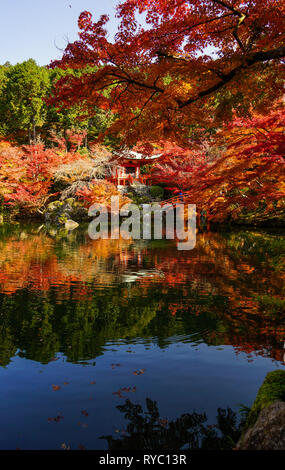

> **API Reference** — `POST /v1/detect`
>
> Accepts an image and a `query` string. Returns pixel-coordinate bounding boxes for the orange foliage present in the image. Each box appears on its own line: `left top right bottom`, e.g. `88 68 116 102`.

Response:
0 228 283 362
0 132 87 214
166 109 285 222
77 180 131 210
50 1 285 144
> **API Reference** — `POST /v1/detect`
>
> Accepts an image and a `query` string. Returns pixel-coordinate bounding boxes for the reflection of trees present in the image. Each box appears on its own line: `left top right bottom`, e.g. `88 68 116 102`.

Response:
101 398 246 450
0 225 133 294
0 289 160 366
0 225 284 366
137 231 285 362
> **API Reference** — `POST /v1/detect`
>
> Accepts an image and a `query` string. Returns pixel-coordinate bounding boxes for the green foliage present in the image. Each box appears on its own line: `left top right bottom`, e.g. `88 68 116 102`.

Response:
126 191 151 205
0 224 283 368
244 370 285 431
0 66 8 95
45 67 88 136
0 60 118 146
255 294 285 317
149 185 164 200
45 198 88 226
102 398 246 450
0 59 50 141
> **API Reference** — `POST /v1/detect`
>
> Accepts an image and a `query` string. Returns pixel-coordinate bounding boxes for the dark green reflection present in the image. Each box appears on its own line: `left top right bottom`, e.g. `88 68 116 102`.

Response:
0 224 284 366
101 398 247 450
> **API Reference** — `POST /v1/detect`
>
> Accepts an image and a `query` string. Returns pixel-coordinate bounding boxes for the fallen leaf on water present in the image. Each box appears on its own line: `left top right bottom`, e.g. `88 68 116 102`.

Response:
48 415 64 423
52 385 61 391
112 386 136 398
121 387 136 393
133 369 146 376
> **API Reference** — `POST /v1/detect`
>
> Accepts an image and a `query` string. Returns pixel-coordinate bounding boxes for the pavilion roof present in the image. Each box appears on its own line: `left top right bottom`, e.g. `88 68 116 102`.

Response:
112 148 163 165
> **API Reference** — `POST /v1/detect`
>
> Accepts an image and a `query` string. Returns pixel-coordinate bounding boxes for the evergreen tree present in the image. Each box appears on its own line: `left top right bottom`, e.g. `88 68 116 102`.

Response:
0 59 50 142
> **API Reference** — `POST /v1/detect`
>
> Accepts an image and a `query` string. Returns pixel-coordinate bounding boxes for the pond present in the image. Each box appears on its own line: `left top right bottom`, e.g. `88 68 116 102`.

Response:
0 223 284 450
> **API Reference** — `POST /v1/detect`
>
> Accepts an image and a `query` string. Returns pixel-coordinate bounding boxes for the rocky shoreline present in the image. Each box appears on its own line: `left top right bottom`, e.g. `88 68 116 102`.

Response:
236 370 285 450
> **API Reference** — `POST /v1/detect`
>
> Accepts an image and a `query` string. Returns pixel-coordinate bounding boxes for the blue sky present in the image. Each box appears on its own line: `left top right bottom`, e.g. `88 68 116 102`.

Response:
0 0 119 66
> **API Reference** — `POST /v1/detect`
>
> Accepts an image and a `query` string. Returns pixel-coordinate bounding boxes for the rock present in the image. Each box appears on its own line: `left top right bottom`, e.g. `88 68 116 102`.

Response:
48 228 58 237
65 219 79 231
236 401 285 450
131 182 150 197
117 185 129 194
46 200 62 212
20 231 28 240
236 369 285 450
124 183 152 204
44 198 88 226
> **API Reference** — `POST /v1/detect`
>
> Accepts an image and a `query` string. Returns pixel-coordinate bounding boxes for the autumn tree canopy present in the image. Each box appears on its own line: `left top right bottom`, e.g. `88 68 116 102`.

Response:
51 0 285 144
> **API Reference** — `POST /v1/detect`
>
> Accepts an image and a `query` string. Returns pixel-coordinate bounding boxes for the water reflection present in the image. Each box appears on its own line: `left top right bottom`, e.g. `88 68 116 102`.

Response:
0 223 284 366
101 398 246 450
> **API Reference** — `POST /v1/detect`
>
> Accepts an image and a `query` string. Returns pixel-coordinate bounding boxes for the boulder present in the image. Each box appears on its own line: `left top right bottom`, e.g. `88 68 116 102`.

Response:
45 198 88 226
236 369 285 450
236 401 285 450
65 219 79 231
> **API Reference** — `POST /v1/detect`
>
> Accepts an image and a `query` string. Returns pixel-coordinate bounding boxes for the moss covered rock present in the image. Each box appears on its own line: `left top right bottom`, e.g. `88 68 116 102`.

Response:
237 370 285 450
245 370 285 430
65 219 79 231
236 401 285 450
44 198 89 226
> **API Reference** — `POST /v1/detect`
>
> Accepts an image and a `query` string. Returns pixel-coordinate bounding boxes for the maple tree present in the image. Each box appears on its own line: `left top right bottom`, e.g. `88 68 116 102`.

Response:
0 132 88 215
164 107 285 223
50 0 285 144
53 143 113 187
147 105 285 224
221 107 285 163
76 179 131 210
0 60 117 145
150 140 218 191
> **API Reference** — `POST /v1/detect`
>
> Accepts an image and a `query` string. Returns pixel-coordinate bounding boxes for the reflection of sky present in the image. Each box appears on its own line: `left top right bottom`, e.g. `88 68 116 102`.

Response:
0 340 283 450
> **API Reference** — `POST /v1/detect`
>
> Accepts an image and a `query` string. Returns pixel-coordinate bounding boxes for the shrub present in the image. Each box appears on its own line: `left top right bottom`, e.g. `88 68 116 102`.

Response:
150 185 164 200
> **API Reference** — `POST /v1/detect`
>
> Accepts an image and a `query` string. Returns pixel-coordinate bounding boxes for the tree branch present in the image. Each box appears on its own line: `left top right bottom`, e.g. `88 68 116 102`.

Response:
211 0 245 18
178 46 285 109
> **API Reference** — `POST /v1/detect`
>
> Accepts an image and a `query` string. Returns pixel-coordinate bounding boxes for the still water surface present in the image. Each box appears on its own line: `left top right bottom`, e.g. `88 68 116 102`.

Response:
0 223 284 449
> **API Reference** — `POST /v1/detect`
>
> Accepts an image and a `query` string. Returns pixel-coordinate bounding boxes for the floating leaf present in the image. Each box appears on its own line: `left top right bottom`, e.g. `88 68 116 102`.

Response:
133 369 146 376
52 385 61 391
